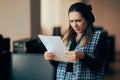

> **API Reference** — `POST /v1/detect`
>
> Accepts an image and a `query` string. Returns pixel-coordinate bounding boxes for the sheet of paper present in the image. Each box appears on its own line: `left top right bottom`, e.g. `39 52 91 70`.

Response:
38 34 75 63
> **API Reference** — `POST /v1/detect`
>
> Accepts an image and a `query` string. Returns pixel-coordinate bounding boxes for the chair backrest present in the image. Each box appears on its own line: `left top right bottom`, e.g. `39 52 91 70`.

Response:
10 53 55 80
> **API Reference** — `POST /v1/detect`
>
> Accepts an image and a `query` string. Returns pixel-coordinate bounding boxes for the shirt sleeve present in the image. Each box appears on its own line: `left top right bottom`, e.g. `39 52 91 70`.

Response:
80 32 108 70
49 60 59 68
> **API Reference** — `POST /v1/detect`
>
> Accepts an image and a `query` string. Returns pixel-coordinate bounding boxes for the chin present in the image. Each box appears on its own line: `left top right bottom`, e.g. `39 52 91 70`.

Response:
76 31 82 34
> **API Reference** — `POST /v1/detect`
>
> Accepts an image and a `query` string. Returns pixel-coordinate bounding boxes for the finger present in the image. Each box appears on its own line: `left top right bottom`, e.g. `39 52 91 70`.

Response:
65 54 73 60
45 55 54 60
68 57 75 61
46 54 55 58
65 51 69 55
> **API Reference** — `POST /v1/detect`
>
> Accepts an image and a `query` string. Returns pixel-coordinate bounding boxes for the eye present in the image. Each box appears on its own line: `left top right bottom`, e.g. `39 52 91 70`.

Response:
70 20 73 23
76 19 81 22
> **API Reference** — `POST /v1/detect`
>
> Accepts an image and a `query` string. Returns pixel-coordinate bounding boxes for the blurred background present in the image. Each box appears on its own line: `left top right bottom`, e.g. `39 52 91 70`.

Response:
0 0 120 80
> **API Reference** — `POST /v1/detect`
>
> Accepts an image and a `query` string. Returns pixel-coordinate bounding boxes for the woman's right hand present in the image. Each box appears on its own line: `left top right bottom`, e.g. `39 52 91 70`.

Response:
44 51 55 61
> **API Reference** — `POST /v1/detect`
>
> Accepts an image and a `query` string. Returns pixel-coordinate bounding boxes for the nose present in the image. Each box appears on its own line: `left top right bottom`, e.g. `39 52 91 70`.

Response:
73 22 78 28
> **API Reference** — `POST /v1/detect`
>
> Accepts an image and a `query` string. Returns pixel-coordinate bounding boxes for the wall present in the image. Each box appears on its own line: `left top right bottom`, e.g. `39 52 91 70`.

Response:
30 0 40 38
41 0 120 52
88 0 120 52
0 0 40 52
41 0 81 35
0 0 31 51
41 0 61 35
0 0 120 52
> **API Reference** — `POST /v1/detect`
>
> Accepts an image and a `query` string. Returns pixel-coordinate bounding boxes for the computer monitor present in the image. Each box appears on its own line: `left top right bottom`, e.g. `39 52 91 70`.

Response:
10 53 55 80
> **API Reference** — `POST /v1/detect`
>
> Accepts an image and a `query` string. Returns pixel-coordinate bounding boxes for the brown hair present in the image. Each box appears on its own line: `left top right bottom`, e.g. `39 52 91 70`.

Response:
62 2 95 46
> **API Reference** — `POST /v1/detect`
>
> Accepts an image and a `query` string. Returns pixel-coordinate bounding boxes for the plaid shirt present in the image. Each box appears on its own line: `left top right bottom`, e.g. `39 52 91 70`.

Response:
56 30 105 80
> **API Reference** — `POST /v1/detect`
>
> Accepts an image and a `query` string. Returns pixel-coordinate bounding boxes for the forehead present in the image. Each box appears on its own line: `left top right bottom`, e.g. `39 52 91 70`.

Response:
69 11 83 20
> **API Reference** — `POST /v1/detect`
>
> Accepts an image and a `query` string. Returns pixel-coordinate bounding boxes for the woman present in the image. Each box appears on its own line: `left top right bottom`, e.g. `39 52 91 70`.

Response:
44 2 107 80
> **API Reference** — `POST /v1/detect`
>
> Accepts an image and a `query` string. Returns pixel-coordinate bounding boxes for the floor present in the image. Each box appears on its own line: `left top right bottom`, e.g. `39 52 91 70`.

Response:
104 52 120 80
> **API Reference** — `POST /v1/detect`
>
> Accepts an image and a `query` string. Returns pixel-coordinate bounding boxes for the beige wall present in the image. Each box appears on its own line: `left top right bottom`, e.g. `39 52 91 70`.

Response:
87 0 120 52
41 0 82 35
41 0 61 35
0 0 31 51
0 0 120 52
41 0 120 52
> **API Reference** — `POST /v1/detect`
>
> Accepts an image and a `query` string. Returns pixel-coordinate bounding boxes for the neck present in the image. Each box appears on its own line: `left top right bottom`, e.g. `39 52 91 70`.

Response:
76 33 83 41
76 33 83 38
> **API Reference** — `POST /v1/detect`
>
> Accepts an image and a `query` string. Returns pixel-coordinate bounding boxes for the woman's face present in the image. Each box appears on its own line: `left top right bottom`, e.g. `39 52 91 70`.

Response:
69 11 87 34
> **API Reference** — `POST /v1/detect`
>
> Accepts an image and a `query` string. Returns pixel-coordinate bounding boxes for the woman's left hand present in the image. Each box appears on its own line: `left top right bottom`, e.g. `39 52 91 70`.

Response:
65 50 84 61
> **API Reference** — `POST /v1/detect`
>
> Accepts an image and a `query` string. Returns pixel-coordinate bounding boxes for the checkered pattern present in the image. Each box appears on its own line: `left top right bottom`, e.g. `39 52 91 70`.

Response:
56 30 105 80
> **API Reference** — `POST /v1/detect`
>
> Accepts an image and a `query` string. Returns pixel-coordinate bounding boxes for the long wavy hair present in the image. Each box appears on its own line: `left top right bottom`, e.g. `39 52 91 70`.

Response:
63 2 95 46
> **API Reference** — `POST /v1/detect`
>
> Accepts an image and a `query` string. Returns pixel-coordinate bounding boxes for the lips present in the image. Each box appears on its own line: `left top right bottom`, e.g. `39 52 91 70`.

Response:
76 27 81 31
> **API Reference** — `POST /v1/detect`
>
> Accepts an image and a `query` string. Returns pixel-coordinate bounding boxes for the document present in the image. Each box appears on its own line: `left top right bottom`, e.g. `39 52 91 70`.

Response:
38 34 74 63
